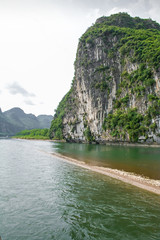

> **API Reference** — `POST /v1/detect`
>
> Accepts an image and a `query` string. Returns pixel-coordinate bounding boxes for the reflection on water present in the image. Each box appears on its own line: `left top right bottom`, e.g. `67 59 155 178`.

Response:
0 139 160 240
52 142 160 180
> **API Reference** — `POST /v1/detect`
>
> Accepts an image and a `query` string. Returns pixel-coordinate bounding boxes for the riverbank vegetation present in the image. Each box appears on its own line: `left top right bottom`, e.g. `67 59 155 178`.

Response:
13 129 49 139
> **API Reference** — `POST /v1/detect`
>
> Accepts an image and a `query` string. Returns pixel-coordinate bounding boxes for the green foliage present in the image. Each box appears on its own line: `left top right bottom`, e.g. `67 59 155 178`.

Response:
14 129 49 139
114 100 121 109
80 13 160 72
147 102 160 118
103 108 148 142
121 71 129 77
50 13 160 143
80 13 160 46
49 89 73 140
94 65 109 73
148 94 159 101
104 103 160 142
84 126 95 143
86 37 95 47
116 89 122 97
119 80 128 88
120 95 129 106
128 66 155 87
95 80 108 91
118 64 156 100
114 95 129 108
96 13 160 30
108 49 115 58
150 123 157 132
119 30 160 70
132 85 145 97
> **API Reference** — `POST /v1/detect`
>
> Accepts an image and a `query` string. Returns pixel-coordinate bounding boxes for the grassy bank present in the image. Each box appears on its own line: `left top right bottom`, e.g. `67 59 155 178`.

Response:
13 129 50 140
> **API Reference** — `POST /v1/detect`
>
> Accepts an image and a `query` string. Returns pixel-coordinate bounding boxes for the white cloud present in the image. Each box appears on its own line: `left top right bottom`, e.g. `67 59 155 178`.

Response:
108 7 133 16
0 0 159 115
86 8 102 21
6 82 35 97
148 0 160 23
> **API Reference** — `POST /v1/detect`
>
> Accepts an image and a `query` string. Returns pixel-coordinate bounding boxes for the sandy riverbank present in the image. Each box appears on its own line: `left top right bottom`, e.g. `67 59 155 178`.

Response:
52 152 160 196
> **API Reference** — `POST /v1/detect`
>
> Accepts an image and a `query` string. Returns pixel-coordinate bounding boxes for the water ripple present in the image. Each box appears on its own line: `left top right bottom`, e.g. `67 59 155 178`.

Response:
0 139 160 240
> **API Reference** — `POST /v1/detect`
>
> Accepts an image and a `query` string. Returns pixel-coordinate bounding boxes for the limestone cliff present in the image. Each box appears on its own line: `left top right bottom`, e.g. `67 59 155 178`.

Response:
50 13 160 143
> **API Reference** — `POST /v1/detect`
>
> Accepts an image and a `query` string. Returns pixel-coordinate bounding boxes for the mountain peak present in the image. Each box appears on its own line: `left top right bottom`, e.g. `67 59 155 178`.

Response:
95 12 160 30
4 107 25 115
50 14 160 143
1 107 53 136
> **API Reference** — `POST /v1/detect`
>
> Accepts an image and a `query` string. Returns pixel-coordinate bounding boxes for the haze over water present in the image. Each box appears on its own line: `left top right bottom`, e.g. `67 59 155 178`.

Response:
0 139 160 240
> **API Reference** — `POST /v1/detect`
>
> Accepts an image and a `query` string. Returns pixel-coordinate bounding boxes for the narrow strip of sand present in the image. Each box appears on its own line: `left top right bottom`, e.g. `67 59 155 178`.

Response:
52 152 160 196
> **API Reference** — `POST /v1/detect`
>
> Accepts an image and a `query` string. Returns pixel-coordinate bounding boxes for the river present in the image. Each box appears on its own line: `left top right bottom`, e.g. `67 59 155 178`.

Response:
0 139 160 240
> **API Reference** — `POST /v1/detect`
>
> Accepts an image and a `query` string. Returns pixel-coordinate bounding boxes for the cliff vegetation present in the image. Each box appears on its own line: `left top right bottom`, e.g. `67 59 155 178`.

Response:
50 13 160 143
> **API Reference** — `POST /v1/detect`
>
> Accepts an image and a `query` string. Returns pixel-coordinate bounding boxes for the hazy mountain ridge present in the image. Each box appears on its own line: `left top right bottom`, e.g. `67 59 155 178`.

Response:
0 107 53 136
50 13 160 143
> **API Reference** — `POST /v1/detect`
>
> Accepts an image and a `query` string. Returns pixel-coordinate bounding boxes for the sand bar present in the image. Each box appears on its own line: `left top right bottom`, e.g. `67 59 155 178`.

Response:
52 152 160 196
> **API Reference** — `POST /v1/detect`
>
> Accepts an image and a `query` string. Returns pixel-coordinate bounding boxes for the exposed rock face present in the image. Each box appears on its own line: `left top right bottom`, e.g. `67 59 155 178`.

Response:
50 13 160 143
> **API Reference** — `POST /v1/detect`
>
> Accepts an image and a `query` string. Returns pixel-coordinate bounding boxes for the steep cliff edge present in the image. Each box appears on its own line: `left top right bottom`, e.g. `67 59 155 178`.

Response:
50 13 160 143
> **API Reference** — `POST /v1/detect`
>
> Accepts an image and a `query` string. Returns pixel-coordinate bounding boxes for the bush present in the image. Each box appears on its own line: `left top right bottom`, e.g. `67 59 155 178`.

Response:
14 129 49 139
95 81 108 91
49 89 73 140
84 126 94 143
148 94 159 101
103 108 148 142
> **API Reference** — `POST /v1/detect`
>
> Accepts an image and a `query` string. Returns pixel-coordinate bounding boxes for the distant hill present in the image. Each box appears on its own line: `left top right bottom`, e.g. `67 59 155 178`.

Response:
0 108 15 136
37 115 53 129
0 107 53 136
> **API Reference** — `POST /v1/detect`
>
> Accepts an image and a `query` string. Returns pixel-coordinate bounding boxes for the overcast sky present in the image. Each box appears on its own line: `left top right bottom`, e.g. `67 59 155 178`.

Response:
0 0 160 116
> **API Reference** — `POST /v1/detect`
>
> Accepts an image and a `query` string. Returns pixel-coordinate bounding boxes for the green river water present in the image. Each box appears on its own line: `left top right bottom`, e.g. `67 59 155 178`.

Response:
0 139 160 240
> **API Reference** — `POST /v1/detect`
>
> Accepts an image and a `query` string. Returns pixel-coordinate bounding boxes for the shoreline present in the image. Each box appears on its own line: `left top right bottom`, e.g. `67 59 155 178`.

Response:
6 138 160 195
52 152 160 196
12 137 160 147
